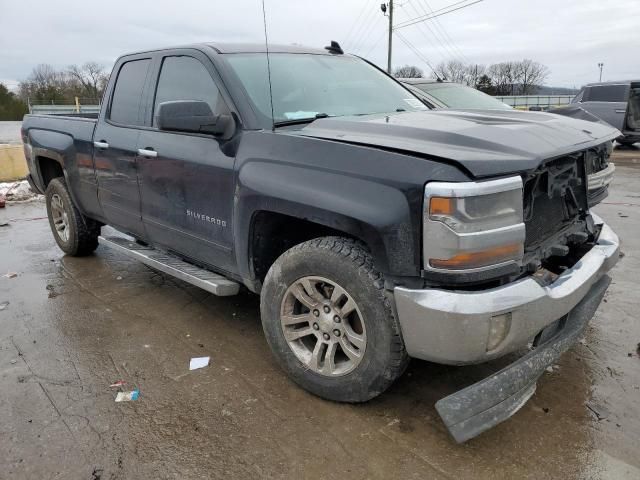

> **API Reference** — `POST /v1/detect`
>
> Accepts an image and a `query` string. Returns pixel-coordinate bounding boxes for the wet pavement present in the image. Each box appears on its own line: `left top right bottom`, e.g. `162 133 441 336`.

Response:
1 168 639 480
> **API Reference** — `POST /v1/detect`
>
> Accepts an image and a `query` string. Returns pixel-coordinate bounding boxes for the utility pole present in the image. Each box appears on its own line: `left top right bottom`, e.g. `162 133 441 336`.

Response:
598 62 604 82
387 0 393 74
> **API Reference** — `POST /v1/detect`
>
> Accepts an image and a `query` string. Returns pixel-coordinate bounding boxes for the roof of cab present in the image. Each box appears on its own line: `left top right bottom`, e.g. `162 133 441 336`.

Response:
206 43 332 55
398 78 452 85
116 42 346 61
584 80 640 87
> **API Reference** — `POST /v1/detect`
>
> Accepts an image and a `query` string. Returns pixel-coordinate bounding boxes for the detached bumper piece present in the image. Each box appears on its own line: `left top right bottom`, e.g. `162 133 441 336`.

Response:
435 275 610 443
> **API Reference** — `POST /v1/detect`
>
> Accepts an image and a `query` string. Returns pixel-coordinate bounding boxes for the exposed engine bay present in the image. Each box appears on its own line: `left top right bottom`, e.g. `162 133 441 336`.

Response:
522 145 607 280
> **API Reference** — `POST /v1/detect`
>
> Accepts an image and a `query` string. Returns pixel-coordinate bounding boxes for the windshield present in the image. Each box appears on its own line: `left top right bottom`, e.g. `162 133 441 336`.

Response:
224 53 426 125
413 83 511 110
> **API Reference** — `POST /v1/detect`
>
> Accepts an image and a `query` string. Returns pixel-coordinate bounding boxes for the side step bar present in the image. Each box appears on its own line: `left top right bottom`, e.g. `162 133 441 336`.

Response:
98 236 240 296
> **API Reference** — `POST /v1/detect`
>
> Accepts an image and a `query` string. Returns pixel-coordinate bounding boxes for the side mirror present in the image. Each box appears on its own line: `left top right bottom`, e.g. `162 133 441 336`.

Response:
156 100 234 137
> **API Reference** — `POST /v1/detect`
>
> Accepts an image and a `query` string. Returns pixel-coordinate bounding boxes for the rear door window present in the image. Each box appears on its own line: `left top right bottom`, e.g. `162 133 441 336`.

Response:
109 59 152 126
584 85 627 102
153 56 227 127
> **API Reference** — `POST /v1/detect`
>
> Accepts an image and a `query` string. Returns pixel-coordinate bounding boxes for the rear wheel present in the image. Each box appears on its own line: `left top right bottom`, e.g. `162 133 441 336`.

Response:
45 177 100 256
617 138 637 146
260 237 408 402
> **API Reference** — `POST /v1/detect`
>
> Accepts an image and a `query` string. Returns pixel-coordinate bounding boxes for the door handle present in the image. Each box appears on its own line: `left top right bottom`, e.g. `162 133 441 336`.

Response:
137 148 158 158
615 109 626 114
94 140 109 149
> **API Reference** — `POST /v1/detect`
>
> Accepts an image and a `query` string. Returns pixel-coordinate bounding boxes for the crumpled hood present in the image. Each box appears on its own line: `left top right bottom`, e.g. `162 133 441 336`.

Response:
295 109 619 177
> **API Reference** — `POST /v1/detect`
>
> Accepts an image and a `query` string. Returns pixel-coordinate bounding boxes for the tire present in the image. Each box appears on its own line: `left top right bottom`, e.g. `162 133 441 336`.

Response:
45 177 100 256
618 139 637 146
260 236 409 402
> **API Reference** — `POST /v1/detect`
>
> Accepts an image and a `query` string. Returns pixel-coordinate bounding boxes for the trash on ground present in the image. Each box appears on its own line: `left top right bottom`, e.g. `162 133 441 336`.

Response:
110 380 127 388
115 390 139 402
10 359 17 365
0 301 9 310
189 356 210 370
0 220 9 226
585 401 610 421
4 272 17 279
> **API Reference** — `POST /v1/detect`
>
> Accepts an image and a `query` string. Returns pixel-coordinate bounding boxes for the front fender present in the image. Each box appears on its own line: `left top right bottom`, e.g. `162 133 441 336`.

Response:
234 160 419 284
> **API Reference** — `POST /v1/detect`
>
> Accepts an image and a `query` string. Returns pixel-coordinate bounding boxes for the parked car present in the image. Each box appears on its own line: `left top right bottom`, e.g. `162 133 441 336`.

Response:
400 78 615 205
399 78 512 110
22 42 620 443
553 80 640 146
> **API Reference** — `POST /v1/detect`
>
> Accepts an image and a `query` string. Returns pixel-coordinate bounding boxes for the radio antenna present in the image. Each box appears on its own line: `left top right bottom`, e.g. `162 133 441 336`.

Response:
261 0 275 131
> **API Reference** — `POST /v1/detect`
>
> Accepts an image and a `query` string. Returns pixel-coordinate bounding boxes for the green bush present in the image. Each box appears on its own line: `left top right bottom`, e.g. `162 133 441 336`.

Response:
0 84 29 121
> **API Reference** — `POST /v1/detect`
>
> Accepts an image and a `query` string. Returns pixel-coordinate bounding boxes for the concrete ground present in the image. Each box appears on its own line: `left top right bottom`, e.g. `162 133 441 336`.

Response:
0 168 639 480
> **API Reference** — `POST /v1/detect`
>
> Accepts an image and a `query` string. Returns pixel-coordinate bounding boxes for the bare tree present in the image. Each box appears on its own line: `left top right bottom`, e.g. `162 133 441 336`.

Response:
467 64 486 88
487 61 519 95
516 59 549 95
434 60 468 84
67 62 109 103
421 58 549 95
18 64 67 104
18 62 110 105
393 65 424 78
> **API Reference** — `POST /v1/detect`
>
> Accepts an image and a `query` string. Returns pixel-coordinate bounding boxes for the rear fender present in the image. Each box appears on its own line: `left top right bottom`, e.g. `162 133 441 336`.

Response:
27 129 80 206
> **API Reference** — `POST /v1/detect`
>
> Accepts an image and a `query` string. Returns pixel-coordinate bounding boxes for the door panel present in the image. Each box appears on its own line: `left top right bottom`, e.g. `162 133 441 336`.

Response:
581 84 629 131
582 101 627 130
94 57 152 237
136 53 236 273
137 131 236 271
94 123 143 235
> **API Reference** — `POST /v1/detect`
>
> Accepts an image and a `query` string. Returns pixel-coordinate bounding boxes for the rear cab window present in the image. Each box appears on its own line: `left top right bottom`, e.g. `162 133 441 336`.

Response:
108 59 152 126
584 85 628 102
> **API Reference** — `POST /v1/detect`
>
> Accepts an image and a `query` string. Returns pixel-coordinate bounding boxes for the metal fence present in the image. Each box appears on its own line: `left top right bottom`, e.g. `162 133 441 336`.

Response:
494 95 575 109
29 96 577 115
29 104 101 115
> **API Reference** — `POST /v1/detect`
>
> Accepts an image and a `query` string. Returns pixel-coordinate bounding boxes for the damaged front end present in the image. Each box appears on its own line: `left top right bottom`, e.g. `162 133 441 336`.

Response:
523 151 596 277
394 142 620 442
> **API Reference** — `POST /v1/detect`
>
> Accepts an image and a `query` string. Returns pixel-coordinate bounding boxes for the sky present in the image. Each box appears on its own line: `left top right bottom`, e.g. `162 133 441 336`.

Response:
1 0 638 92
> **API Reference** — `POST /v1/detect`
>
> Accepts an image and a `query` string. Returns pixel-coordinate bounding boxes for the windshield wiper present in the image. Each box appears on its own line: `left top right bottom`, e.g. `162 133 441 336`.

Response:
273 113 330 128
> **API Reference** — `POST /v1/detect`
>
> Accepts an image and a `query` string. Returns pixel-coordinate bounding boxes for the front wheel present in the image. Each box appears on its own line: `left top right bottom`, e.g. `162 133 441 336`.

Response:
260 237 408 402
45 177 100 256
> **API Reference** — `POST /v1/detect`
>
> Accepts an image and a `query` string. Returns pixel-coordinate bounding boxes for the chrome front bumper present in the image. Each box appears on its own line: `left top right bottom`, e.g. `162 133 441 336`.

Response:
394 217 620 364
588 162 615 193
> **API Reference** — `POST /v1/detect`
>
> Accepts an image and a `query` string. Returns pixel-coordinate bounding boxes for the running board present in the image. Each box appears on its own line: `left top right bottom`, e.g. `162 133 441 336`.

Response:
98 235 240 296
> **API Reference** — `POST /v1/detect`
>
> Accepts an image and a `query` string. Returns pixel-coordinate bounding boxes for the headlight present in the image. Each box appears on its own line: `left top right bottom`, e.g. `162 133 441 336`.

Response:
423 176 525 273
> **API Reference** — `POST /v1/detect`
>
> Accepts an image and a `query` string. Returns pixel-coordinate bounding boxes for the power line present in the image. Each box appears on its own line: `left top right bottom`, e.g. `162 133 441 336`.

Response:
417 0 472 63
348 5 380 53
395 30 439 78
353 13 384 55
343 0 371 46
395 0 483 30
402 0 461 64
362 29 388 58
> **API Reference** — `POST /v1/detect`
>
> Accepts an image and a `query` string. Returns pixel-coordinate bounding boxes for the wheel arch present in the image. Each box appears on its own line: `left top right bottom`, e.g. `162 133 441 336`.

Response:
234 174 419 292
246 209 381 290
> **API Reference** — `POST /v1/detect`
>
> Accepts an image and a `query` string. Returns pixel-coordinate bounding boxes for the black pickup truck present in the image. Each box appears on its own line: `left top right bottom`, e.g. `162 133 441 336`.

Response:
22 42 620 443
